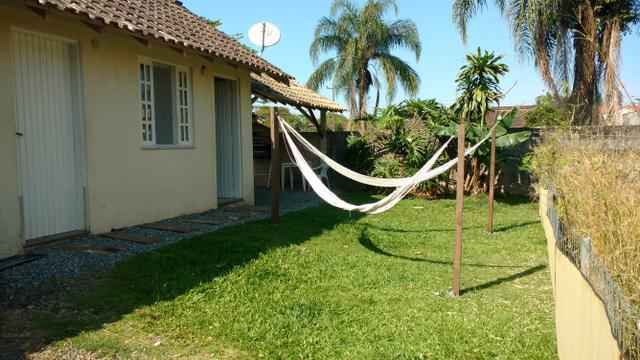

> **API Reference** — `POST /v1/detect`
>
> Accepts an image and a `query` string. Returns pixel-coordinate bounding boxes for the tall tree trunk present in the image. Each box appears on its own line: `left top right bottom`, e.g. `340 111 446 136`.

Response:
357 77 368 134
358 92 367 133
571 0 598 124
602 20 622 125
374 87 380 116
347 85 357 131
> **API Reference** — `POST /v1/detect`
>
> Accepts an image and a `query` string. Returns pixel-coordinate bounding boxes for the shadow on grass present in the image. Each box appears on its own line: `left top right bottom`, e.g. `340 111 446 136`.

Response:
411 193 534 206
494 194 535 206
357 229 528 268
361 221 538 235
14 202 367 357
362 223 484 234
461 264 547 295
492 220 540 233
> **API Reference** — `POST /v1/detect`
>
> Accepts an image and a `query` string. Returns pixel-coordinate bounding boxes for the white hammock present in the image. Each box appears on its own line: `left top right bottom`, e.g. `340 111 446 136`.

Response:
280 118 494 187
279 120 493 214
281 120 414 187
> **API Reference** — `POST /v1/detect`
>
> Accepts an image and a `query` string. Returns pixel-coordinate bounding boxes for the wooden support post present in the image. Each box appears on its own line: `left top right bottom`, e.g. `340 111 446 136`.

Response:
296 106 322 134
319 109 328 154
452 123 465 297
270 107 280 225
487 128 497 233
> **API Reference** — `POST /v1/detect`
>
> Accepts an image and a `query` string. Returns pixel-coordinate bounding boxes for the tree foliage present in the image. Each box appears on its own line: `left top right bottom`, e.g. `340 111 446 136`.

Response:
444 49 529 195
452 48 509 127
307 0 422 121
347 98 530 196
524 93 572 127
452 0 640 124
346 100 447 193
254 107 309 131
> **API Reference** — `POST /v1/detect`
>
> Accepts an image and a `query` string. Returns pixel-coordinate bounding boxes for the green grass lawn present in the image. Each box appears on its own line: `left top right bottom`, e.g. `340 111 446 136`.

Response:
28 194 556 359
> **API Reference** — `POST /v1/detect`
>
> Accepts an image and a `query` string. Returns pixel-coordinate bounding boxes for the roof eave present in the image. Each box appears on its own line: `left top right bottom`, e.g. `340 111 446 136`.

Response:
27 0 293 82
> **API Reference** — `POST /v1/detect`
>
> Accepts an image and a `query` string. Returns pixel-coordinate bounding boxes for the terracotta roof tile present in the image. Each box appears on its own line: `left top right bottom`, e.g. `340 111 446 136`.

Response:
251 72 347 112
29 0 291 81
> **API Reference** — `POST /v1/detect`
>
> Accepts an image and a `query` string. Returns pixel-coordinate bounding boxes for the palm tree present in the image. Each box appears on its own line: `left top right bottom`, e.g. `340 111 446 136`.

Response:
307 0 422 128
452 48 509 127
452 48 509 195
452 0 640 124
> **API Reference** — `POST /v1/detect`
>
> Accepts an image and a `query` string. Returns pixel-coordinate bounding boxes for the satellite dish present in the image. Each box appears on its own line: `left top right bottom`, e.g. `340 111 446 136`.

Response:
248 22 281 56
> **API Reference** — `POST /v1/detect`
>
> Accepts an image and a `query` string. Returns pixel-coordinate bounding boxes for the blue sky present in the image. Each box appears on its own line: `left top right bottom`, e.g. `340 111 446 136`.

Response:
184 0 639 108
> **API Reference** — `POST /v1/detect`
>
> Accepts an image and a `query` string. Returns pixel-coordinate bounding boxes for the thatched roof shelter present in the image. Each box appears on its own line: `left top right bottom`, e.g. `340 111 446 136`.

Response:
251 73 347 134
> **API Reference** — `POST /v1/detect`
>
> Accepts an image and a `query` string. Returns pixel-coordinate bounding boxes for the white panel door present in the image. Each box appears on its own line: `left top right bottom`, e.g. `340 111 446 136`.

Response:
12 30 85 240
214 79 241 199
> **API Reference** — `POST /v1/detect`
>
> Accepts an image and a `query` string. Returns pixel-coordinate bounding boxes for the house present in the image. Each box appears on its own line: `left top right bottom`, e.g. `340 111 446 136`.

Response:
601 104 640 125
0 0 314 259
622 105 640 125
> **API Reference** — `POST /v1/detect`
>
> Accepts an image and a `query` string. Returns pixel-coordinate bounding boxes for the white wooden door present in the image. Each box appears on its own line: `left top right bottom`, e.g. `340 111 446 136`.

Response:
12 30 85 240
214 78 241 199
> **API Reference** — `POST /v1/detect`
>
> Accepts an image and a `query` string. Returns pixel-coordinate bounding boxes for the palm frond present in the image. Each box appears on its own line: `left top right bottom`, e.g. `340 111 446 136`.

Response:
307 58 337 91
387 19 422 60
309 34 347 64
452 0 488 43
377 54 420 101
309 0 422 117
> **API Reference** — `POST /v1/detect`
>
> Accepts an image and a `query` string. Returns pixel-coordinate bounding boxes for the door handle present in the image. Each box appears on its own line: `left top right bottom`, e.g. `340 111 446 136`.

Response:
16 132 23 136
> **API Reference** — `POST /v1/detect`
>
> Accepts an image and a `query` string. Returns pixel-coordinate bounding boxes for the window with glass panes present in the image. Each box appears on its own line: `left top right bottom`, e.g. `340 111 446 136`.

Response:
139 60 192 146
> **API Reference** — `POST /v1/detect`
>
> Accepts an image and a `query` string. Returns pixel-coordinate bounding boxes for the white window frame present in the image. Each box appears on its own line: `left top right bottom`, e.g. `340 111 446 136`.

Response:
138 58 193 148
139 61 154 145
176 67 191 144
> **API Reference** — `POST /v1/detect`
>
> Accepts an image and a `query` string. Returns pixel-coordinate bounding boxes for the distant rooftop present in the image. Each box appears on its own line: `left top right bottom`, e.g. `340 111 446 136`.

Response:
486 105 535 128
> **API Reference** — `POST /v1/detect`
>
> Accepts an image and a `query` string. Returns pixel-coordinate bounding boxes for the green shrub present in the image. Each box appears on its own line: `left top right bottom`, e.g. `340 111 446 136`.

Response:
349 100 449 194
524 94 572 127
345 133 375 174
371 153 404 179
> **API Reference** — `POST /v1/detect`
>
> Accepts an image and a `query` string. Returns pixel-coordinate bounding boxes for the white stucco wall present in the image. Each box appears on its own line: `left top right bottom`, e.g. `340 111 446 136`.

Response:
0 2 255 259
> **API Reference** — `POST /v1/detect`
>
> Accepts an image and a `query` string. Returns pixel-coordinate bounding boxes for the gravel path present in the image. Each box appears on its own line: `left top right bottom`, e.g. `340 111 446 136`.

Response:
0 188 321 292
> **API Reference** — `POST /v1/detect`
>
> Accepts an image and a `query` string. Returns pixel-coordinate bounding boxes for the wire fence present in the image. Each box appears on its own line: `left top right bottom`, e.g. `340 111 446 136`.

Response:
547 189 640 359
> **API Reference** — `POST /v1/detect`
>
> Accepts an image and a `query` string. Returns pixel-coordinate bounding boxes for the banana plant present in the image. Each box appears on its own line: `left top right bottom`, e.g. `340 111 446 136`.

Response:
426 108 531 194
430 109 529 149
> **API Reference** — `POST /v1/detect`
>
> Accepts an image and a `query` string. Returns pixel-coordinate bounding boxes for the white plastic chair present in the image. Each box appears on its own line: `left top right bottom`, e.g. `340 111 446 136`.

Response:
302 163 330 191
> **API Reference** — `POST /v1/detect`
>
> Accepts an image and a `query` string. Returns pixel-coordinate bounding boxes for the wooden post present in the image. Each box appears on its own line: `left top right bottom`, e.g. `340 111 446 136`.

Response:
270 107 280 225
487 128 497 233
452 123 465 297
319 109 328 154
